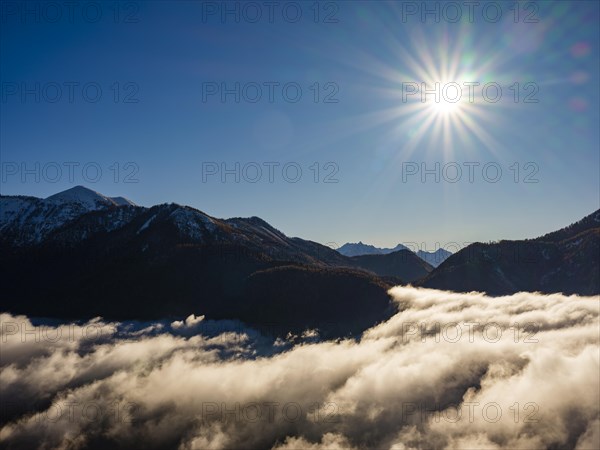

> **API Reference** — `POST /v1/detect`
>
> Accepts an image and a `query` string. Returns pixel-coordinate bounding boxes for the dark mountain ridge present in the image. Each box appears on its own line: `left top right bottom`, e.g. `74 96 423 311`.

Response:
0 187 400 337
419 210 600 296
351 249 433 282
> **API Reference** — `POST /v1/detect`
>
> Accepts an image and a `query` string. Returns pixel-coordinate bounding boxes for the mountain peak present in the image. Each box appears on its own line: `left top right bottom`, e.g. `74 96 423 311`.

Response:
45 186 137 209
47 185 99 196
46 185 115 207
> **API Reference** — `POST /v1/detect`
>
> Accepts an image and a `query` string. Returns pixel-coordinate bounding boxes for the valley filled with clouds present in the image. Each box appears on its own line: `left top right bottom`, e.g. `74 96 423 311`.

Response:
1 287 598 450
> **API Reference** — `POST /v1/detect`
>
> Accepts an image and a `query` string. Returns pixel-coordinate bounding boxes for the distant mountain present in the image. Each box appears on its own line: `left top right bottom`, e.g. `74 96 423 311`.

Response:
338 242 408 257
419 210 600 296
338 242 385 257
0 187 393 337
351 250 433 282
338 241 451 267
417 248 453 268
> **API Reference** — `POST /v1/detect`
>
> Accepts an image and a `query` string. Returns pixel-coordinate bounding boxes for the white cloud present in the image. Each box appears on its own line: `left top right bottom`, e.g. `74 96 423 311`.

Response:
1 287 598 450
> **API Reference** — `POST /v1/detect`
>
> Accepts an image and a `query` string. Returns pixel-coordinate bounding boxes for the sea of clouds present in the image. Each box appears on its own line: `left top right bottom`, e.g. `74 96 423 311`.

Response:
1 286 598 450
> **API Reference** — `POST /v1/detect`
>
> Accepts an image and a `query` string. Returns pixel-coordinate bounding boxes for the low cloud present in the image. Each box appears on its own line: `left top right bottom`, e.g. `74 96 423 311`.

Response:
1 287 598 450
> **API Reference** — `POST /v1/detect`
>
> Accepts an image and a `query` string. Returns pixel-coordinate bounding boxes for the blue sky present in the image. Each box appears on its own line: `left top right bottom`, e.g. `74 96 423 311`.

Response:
1 1 598 249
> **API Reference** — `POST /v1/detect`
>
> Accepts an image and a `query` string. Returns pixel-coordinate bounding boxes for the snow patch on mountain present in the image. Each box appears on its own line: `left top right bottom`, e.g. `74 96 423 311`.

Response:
0 196 38 225
168 207 217 240
137 214 158 234
0 186 138 246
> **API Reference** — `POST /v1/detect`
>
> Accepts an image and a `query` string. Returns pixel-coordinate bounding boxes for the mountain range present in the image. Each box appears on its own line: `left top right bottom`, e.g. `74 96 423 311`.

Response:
337 242 408 257
1 186 598 337
0 187 397 337
337 242 452 267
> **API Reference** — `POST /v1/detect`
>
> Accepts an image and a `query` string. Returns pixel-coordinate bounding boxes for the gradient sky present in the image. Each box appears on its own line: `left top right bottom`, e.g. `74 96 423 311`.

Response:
1 1 598 249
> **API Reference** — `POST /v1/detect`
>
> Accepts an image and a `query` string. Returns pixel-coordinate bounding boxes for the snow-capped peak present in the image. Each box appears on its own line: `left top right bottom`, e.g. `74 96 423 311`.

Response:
45 185 117 209
1 186 139 246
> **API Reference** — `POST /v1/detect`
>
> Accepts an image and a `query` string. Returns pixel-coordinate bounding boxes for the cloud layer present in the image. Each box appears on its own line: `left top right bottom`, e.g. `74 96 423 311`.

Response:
1 287 598 450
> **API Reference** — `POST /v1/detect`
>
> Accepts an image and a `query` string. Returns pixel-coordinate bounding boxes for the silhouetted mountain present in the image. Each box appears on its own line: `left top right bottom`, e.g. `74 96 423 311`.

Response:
351 250 433 282
0 187 393 337
337 241 408 257
417 248 452 268
338 241 452 267
239 265 395 339
419 210 600 296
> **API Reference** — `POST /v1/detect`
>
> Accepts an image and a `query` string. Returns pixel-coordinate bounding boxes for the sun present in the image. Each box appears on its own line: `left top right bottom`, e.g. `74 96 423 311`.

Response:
430 98 461 116
326 22 511 160
425 81 465 116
